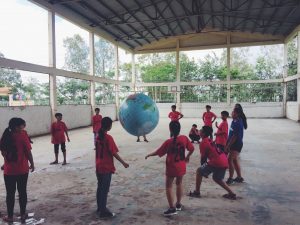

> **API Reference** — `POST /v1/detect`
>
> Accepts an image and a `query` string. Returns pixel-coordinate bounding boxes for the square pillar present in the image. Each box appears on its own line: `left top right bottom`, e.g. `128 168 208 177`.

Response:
176 40 181 109
89 32 95 120
115 45 120 120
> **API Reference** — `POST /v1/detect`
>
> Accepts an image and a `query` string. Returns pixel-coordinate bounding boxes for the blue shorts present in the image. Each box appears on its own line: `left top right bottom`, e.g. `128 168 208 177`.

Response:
197 164 226 181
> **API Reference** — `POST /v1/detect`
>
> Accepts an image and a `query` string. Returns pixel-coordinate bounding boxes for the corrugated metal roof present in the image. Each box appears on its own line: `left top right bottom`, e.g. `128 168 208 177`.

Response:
32 0 300 51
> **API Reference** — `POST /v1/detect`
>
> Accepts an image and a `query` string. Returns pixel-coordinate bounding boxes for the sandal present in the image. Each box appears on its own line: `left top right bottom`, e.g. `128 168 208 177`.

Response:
188 190 201 198
222 193 237 200
21 214 28 223
62 161 67 165
50 161 58 165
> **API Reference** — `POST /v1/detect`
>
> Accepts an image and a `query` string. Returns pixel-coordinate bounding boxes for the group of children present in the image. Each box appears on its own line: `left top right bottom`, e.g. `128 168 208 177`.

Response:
0 103 247 221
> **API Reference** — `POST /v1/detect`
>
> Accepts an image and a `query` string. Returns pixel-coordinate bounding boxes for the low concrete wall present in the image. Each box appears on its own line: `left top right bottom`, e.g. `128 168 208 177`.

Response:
0 104 117 137
0 106 51 136
286 101 299 121
157 102 284 118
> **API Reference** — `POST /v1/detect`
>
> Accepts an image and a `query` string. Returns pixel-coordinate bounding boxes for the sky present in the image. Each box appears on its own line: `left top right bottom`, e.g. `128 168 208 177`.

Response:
0 0 284 84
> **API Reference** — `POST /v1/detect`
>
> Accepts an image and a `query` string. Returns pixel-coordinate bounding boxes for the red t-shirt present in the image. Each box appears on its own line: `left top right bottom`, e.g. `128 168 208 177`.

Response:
156 135 194 177
215 120 228 146
51 121 68 144
168 111 182 121
200 137 228 168
2 131 32 175
203 111 217 127
92 114 102 133
95 133 119 174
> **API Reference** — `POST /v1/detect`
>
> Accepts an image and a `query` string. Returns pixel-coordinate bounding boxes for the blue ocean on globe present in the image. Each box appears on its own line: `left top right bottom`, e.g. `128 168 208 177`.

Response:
119 93 159 136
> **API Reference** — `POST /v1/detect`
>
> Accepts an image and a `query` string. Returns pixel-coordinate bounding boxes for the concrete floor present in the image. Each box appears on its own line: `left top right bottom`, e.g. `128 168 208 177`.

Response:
0 118 299 225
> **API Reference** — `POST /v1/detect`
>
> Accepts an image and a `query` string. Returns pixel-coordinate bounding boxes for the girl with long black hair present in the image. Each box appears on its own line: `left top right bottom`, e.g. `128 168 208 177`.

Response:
0 117 35 223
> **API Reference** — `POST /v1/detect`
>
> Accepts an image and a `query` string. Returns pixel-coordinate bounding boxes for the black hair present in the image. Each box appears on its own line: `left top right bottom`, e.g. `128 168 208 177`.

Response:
98 117 113 141
221 111 229 117
234 105 247 129
95 108 100 112
206 105 211 109
169 121 185 161
171 105 176 109
192 124 197 127
55 113 62 117
0 117 26 162
201 126 213 138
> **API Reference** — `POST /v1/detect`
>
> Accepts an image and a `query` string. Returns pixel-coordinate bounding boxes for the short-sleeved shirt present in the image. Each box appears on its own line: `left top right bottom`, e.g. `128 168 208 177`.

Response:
215 120 228 146
95 133 119 174
228 119 244 149
1 131 32 175
156 135 194 177
92 114 102 133
51 121 68 144
168 111 182 121
203 111 217 127
200 137 228 168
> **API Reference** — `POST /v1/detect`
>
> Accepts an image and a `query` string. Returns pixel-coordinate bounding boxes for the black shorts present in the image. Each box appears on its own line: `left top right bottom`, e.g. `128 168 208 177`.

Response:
197 164 226 181
230 143 243 153
54 143 66 154
216 144 225 153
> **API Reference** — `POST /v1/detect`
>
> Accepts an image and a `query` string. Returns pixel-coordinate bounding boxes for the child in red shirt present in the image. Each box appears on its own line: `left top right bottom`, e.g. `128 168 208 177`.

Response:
189 124 200 143
214 111 229 153
202 105 217 139
168 105 183 122
145 121 194 216
168 105 183 137
0 118 35 223
96 117 129 218
92 108 102 149
50 113 70 165
189 126 236 200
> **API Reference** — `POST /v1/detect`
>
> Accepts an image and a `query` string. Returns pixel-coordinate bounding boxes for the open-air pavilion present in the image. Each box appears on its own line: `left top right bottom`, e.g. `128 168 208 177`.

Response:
0 0 300 224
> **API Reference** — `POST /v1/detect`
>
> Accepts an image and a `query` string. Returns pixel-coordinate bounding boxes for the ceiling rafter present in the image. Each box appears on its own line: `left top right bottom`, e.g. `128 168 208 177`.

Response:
250 1 268 33
133 0 168 37
241 0 254 31
115 0 159 41
262 0 285 34
166 0 185 34
95 0 146 46
174 0 195 31
149 0 175 36
61 3 135 48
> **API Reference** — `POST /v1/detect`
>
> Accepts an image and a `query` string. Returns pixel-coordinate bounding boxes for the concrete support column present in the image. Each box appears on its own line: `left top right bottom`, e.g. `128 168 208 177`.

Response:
48 10 57 122
131 53 136 93
226 34 231 106
115 45 120 120
89 32 95 120
283 42 288 117
176 40 181 109
297 31 300 121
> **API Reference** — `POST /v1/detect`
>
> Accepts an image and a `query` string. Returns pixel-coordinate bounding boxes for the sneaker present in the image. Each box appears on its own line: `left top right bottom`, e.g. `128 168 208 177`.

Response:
163 208 177 216
226 178 234 185
222 193 237 200
175 203 182 211
99 210 116 219
233 177 244 183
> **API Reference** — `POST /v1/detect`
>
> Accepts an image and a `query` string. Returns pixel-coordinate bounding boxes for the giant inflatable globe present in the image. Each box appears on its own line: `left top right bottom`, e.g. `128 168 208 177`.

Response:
119 93 159 136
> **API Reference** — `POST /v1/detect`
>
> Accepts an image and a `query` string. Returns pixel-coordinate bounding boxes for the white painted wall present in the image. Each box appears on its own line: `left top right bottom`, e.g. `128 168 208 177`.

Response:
286 101 299 121
0 106 51 136
0 102 290 137
157 102 284 118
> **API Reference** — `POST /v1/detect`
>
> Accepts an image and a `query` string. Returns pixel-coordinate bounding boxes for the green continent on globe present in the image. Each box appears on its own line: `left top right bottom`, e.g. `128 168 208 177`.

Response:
119 93 159 136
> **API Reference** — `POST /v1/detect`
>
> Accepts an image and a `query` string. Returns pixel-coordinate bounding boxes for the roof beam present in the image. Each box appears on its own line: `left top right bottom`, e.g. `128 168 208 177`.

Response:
149 0 175 36
250 1 268 33
115 0 159 41
133 0 167 37
175 0 195 31
241 0 254 31
262 0 285 34
167 0 185 34
95 0 145 46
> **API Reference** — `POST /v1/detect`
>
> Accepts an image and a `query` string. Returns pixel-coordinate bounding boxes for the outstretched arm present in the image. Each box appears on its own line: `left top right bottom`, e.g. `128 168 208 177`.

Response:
145 151 158 159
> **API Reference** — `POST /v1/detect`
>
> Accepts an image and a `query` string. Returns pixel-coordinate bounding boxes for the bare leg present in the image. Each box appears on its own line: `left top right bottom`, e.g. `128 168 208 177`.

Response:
175 176 183 205
228 152 234 178
195 169 203 193
166 176 175 208
213 178 235 194
232 152 242 177
62 152 67 165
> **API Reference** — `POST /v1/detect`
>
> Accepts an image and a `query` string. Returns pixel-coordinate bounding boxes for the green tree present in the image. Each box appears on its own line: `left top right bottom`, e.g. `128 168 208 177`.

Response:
287 36 298 76
95 38 115 78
